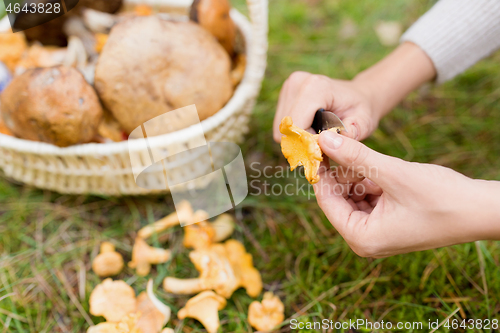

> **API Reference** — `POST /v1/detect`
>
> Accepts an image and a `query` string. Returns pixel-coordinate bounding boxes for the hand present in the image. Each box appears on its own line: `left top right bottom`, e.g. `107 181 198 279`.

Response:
273 43 437 144
313 131 500 258
273 71 379 143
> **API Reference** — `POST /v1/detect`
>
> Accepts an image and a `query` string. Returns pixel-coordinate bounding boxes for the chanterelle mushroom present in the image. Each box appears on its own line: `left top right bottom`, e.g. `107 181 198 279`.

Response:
224 239 262 298
279 116 323 184
88 279 171 333
87 313 141 333
92 242 124 277
163 243 238 298
178 291 226 333
183 214 235 250
89 279 136 322
136 280 171 333
248 292 285 332
128 237 171 276
137 200 194 239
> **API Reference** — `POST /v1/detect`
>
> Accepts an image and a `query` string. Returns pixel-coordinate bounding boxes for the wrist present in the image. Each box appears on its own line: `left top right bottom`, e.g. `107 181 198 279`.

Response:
466 179 500 241
352 42 436 120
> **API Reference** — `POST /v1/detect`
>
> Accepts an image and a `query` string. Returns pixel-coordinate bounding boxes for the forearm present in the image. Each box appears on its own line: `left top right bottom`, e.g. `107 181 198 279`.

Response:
352 42 436 120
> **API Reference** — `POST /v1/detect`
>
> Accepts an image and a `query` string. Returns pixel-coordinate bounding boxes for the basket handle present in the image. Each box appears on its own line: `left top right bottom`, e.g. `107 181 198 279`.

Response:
245 0 268 85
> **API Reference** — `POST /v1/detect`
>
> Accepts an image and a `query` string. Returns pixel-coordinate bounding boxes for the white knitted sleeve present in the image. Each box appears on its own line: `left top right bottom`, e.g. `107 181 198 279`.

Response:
401 0 500 84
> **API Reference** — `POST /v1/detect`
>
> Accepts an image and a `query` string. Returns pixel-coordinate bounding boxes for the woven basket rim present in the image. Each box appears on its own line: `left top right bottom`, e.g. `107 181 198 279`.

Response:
0 8 253 156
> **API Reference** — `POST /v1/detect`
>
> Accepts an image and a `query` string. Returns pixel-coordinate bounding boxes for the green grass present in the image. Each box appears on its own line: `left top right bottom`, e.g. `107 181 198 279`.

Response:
1 0 500 332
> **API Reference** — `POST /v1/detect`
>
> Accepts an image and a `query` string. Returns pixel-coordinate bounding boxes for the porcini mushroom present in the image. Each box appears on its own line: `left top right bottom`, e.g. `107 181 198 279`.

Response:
178 291 227 333
94 16 233 136
137 201 193 239
248 292 285 332
92 242 124 277
0 66 103 147
183 214 235 250
190 0 236 56
279 116 323 184
224 239 263 298
89 279 137 322
128 237 171 276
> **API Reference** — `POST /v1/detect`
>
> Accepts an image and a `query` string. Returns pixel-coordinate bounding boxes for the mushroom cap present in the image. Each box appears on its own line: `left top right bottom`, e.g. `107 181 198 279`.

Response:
135 292 166 333
190 0 236 56
279 116 323 184
224 239 262 298
183 221 216 250
128 237 171 276
0 66 103 147
189 244 239 298
248 292 285 332
94 16 233 136
89 278 137 322
178 291 226 333
92 251 124 277
211 214 235 243
87 322 120 333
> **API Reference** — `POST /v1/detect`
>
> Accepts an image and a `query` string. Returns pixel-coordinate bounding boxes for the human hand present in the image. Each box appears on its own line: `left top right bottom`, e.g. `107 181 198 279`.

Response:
273 43 438 144
273 71 379 143
313 131 500 258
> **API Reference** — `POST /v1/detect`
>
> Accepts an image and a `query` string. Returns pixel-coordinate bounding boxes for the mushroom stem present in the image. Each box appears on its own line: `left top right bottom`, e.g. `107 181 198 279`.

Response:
138 213 179 239
163 277 204 295
138 201 194 239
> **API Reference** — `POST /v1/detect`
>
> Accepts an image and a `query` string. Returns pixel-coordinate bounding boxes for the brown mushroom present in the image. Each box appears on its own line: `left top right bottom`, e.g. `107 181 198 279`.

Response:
87 313 141 333
89 279 137 322
177 291 226 333
94 16 233 136
92 242 124 277
0 66 103 147
190 0 236 56
128 237 171 276
248 292 285 332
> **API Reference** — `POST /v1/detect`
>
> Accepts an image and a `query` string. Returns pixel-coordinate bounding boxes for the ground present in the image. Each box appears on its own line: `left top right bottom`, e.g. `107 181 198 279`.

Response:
1 0 499 332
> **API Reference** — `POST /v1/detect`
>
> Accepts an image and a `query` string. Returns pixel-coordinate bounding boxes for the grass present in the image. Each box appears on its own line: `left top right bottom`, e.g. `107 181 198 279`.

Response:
1 0 500 332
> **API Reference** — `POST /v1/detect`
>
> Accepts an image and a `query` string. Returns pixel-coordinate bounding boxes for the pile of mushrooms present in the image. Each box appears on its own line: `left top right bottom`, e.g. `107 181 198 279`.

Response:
88 201 284 333
0 0 245 146
88 279 172 333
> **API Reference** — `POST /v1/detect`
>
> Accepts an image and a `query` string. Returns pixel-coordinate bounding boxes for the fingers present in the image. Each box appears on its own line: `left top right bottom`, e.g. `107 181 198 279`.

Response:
318 130 405 188
313 161 355 236
273 71 311 142
274 72 336 143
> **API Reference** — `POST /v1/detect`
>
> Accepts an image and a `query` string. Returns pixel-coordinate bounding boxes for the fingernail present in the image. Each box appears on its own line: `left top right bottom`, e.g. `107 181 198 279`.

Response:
323 131 343 149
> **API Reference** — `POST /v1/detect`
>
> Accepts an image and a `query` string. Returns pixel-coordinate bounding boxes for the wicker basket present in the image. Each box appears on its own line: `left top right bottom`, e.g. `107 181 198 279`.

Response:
0 0 268 195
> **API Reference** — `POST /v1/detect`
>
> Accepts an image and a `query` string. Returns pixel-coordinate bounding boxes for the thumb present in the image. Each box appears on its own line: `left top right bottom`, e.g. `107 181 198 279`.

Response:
318 130 403 187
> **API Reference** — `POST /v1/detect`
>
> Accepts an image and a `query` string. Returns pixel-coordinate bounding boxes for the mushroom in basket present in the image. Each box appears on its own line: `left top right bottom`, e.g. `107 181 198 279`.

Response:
0 66 103 147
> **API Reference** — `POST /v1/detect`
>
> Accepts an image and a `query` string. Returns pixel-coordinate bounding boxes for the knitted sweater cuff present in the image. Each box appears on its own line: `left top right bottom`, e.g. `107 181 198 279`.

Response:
401 0 500 84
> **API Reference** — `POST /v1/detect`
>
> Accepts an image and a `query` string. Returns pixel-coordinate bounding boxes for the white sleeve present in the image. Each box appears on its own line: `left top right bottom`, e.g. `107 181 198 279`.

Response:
401 0 500 83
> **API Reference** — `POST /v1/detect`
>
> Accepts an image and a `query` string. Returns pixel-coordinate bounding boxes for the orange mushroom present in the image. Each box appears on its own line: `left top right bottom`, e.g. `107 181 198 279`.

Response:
279 116 323 184
248 292 285 332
